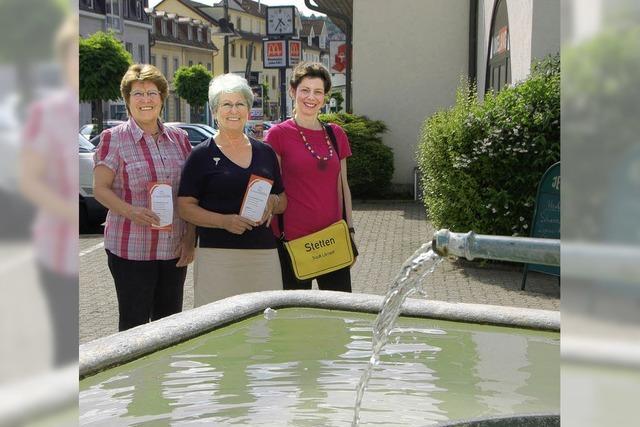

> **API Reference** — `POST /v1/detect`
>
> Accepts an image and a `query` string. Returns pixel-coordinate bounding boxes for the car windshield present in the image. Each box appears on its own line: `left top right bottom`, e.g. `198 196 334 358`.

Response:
79 135 95 152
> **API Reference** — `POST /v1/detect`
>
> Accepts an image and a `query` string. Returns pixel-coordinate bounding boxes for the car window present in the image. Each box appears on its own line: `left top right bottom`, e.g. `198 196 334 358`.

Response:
79 135 95 153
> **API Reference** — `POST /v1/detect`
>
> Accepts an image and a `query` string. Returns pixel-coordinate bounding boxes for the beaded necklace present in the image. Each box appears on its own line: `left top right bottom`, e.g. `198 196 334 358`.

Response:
293 119 334 170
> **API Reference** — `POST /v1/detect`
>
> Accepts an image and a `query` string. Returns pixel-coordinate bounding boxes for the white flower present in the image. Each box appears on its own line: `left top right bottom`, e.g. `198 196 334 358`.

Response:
519 216 525 221
523 224 528 229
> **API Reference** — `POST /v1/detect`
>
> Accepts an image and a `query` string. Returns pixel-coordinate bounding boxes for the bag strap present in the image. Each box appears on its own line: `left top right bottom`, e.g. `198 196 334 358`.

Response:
324 123 349 224
278 122 347 241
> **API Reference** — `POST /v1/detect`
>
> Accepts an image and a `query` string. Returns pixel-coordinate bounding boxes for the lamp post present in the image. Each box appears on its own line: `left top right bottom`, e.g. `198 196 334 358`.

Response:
223 0 229 73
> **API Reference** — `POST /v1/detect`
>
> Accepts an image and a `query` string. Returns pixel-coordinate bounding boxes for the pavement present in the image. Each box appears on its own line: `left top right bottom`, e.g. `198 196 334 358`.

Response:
79 200 560 344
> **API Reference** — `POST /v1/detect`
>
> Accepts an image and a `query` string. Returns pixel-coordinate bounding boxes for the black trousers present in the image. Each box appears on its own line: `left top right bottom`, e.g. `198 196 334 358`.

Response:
276 242 352 292
106 250 186 331
37 263 78 366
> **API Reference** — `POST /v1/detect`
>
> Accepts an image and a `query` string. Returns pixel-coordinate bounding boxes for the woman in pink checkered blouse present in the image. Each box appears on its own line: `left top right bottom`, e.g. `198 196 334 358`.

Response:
93 64 195 332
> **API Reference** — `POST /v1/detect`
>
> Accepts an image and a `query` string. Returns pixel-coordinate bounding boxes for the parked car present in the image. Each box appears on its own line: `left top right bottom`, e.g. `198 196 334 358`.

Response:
164 122 216 146
79 134 107 232
80 120 124 140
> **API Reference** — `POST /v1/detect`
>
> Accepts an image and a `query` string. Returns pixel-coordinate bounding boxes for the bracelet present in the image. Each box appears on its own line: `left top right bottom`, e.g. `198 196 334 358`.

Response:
348 227 355 234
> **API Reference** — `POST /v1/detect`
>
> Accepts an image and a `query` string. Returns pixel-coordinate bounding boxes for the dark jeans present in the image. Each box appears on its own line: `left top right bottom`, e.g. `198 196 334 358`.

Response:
106 250 186 331
37 263 78 366
276 242 352 292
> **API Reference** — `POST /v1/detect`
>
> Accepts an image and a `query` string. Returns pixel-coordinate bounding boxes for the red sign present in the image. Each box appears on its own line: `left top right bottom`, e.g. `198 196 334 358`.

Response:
263 39 286 68
288 39 301 67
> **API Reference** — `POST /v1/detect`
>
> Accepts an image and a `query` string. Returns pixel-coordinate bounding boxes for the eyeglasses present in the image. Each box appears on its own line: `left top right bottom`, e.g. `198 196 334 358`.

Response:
131 90 161 100
219 102 248 111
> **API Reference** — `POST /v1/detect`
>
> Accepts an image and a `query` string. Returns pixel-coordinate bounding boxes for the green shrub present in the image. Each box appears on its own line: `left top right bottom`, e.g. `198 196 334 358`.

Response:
320 112 394 198
416 54 560 235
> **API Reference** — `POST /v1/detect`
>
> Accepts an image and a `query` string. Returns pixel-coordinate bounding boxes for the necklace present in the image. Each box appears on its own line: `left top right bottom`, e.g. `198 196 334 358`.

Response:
293 119 334 170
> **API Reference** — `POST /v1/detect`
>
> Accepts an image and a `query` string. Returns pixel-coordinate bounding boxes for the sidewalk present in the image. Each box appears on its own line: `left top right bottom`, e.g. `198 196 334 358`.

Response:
79 200 559 344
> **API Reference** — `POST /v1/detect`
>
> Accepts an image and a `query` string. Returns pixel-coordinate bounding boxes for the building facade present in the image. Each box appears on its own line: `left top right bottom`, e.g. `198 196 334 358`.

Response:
148 1 219 123
315 0 560 193
79 0 153 124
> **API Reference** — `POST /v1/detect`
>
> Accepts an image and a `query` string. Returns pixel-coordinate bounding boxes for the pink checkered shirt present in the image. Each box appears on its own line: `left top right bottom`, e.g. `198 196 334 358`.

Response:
94 119 192 261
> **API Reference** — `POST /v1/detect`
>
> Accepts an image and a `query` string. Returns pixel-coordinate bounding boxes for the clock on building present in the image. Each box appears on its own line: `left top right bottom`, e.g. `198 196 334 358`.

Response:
266 6 296 36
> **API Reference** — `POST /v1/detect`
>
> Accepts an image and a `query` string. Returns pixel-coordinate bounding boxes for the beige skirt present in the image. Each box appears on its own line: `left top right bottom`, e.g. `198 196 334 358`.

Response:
193 247 283 307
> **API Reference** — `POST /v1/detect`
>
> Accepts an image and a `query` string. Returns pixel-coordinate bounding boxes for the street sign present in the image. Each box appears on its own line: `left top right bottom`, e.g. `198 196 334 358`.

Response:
263 39 287 68
330 40 347 74
522 162 560 289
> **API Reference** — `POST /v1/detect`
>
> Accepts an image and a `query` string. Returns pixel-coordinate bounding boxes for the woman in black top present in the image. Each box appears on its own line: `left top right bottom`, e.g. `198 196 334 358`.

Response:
178 74 286 306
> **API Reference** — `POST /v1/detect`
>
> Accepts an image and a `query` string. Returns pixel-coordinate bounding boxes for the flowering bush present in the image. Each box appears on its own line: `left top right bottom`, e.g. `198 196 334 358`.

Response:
416 54 560 235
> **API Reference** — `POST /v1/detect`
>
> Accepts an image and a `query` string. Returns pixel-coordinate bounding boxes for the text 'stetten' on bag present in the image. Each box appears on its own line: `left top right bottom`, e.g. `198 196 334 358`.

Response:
283 220 354 280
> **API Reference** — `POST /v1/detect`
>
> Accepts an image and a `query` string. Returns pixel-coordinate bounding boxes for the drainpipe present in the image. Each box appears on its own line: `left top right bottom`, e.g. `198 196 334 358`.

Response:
468 0 478 86
304 0 353 113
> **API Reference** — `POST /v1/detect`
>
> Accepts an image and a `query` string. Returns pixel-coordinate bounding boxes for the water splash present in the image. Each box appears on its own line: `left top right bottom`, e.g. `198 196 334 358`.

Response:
352 244 443 426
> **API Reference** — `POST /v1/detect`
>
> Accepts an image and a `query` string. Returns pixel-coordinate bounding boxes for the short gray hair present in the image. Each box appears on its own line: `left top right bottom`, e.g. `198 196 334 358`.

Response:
208 73 254 113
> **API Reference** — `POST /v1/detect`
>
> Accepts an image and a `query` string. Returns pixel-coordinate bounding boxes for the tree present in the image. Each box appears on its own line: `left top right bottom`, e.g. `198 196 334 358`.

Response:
79 31 132 130
173 65 213 122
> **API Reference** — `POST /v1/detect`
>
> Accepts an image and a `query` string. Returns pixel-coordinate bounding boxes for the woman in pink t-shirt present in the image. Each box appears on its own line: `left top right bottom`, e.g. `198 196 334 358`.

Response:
264 62 356 292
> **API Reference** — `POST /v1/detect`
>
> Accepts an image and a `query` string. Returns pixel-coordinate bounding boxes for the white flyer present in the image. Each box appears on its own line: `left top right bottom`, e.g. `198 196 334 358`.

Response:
240 174 273 222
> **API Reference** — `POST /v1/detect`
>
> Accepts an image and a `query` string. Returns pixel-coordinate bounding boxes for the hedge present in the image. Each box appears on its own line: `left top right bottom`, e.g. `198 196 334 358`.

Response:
416 54 560 235
320 112 394 198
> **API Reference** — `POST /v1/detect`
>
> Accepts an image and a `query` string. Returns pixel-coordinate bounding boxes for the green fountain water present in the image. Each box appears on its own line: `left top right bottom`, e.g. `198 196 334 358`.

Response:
80 306 559 426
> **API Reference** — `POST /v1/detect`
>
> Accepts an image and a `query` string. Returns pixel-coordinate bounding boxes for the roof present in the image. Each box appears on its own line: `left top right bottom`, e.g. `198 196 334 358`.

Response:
164 0 221 26
239 0 266 18
305 18 325 36
310 0 352 33
301 21 314 37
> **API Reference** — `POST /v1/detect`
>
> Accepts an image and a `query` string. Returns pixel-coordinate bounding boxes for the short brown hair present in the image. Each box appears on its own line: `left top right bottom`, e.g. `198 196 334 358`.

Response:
289 61 332 94
120 64 169 114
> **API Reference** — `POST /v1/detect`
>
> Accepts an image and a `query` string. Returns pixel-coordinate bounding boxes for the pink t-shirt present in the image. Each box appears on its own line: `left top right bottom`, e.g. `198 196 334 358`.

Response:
265 119 352 240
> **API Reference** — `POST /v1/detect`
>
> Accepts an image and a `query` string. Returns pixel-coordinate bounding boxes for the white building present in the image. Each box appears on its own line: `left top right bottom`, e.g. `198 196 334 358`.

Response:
79 0 153 125
312 0 560 193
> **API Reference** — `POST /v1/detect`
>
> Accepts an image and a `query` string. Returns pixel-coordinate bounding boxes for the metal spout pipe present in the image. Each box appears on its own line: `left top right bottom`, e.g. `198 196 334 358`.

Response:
432 229 560 267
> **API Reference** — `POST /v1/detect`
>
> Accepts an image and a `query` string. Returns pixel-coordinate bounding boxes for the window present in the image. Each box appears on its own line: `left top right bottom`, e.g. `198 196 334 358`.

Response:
231 43 236 58
138 44 145 63
135 0 142 19
188 60 193 66
172 19 178 38
81 0 94 10
150 54 156 66
240 44 243 59
161 19 167 36
272 75 276 91
173 58 179 74
106 0 122 31
197 28 202 42
109 103 127 120
187 24 192 40
207 62 212 71
236 17 241 31
125 42 133 55
486 0 511 92
162 56 168 77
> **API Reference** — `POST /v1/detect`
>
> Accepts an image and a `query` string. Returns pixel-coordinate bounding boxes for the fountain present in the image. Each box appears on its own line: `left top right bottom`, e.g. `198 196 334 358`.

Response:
79 230 560 426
